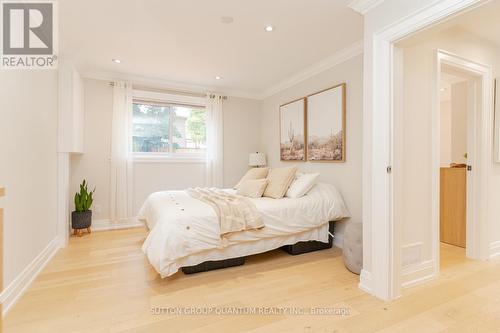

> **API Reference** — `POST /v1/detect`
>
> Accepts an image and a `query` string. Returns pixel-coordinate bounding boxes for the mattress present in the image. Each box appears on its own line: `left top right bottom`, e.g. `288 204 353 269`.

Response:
138 182 350 277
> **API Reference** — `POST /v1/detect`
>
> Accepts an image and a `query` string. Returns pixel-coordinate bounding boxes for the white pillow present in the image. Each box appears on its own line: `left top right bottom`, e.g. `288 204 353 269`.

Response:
235 167 269 189
236 179 268 198
286 173 320 198
263 166 297 199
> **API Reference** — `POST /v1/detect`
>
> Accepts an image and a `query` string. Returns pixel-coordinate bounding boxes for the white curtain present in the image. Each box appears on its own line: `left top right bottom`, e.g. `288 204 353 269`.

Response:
205 93 224 188
110 81 134 222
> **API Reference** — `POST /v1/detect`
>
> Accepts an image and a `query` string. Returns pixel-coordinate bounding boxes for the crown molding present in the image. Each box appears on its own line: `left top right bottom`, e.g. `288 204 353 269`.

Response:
348 0 385 14
81 70 264 100
262 40 363 98
81 40 363 101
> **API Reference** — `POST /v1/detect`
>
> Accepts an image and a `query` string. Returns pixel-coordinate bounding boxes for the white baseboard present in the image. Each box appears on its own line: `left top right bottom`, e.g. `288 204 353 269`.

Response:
359 269 372 293
489 241 500 260
0 237 61 316
91 218 145 231
401 260 436 288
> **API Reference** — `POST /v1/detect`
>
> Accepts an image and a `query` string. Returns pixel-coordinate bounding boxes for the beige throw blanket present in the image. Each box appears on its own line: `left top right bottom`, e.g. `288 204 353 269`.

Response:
186 188 264 236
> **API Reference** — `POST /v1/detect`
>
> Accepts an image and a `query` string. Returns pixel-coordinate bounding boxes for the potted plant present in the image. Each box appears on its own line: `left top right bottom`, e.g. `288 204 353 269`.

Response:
72 180 95 236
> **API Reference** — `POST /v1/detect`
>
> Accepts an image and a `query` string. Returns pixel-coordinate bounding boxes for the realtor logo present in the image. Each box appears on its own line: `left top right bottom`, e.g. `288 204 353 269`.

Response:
1 1 58 69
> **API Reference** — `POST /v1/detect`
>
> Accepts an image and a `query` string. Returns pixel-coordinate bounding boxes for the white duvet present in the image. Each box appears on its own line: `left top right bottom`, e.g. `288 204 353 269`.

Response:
139 182 350 277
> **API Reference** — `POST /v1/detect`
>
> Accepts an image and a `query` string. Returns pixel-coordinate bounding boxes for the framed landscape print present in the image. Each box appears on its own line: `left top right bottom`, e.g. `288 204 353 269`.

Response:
279 98 306 161
307 83 346 162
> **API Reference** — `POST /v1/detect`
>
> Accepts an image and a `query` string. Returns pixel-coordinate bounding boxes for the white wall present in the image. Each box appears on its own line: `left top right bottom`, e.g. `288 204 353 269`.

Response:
440 101 452 167
70 79 112 220
450 82 468 164
70 79 261 219
0 71 59 286
440 84 468 168
259 55 363 245
223 97 261 188
398 29 500 264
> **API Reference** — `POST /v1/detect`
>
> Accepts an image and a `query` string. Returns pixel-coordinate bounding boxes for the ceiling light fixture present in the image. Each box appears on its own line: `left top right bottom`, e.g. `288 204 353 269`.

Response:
265 25 274 32
215 76 222 80
112 58 121 64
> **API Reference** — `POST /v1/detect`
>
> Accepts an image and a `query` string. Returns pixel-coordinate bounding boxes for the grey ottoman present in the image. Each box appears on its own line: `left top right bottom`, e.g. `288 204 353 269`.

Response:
343 222 363 275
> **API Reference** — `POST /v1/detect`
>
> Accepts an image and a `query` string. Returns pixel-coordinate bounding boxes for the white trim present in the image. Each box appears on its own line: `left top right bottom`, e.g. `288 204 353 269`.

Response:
373 0 485 41
0 237 61 316
91 218 145 232
489 241 500 259
359 269 372 293
83 70 262 100
391 44 404 298
401 260 436 288
495 78 500 162
132 155 206 164
367 0 484 300
263 40 363 98
133 89 206 107
348 0 385 14
57 153 70 247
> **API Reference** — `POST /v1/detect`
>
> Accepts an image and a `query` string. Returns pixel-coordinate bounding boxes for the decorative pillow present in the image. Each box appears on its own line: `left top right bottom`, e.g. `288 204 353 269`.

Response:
236 179 269 198
263 166 297 199
286 173 320 198
235 167 270 189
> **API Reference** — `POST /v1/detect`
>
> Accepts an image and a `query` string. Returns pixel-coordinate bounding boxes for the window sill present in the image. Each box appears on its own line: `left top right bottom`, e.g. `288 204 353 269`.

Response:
132 155 206 164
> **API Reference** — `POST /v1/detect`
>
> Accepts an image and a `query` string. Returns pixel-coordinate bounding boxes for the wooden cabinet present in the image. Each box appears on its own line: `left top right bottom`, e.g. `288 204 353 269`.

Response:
440 168 466 248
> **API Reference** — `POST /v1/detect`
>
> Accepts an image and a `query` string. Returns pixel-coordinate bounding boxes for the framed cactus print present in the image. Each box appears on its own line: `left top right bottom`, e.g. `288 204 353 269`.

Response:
279 98 306 161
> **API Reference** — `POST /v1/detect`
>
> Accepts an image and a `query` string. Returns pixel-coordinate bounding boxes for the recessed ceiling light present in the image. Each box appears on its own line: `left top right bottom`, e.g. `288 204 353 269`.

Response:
112 58 121 64
265 25 274 32
215 76 222 80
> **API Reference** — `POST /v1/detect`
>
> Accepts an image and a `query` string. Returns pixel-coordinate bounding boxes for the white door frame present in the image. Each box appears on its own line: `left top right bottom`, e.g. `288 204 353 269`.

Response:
433 50 492 265
367 0 487 300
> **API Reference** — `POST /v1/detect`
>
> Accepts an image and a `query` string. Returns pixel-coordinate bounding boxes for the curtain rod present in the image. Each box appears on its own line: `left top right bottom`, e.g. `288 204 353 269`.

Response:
109 82 227 99
209 94 227 100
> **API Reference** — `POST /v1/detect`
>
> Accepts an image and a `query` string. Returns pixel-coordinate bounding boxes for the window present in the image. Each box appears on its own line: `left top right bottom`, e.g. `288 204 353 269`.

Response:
132 100 207 158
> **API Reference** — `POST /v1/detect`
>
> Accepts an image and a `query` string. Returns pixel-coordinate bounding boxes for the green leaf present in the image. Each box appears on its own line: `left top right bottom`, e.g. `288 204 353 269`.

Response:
74 179 95 212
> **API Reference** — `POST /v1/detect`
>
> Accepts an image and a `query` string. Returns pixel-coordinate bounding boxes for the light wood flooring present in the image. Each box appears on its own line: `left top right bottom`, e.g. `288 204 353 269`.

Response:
5 228 500 332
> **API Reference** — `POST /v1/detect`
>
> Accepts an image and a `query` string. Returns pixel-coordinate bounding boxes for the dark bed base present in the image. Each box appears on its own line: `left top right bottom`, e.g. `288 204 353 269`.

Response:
281 221 335 255
181 257 245 274
180 221 335 274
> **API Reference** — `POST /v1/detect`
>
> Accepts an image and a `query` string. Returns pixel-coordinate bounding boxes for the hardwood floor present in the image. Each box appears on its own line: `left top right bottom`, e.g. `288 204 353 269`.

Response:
4 229 500 332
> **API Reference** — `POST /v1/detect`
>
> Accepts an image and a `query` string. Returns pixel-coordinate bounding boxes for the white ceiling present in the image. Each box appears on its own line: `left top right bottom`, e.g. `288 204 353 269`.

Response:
59 0 363 98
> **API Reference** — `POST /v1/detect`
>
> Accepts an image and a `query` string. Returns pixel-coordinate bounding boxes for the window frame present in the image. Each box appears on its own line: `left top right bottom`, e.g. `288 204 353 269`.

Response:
132 90 207 163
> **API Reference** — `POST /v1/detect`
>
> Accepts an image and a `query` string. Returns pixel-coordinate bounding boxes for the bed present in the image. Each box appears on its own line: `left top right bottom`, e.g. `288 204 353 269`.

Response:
138 182 350 277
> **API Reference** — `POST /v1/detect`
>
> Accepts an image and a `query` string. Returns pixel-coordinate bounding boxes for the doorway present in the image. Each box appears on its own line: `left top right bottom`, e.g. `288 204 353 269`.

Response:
390 39 493 291
365 0 497 300
434 50 491 267
438 64 476 268
392 47 492 291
